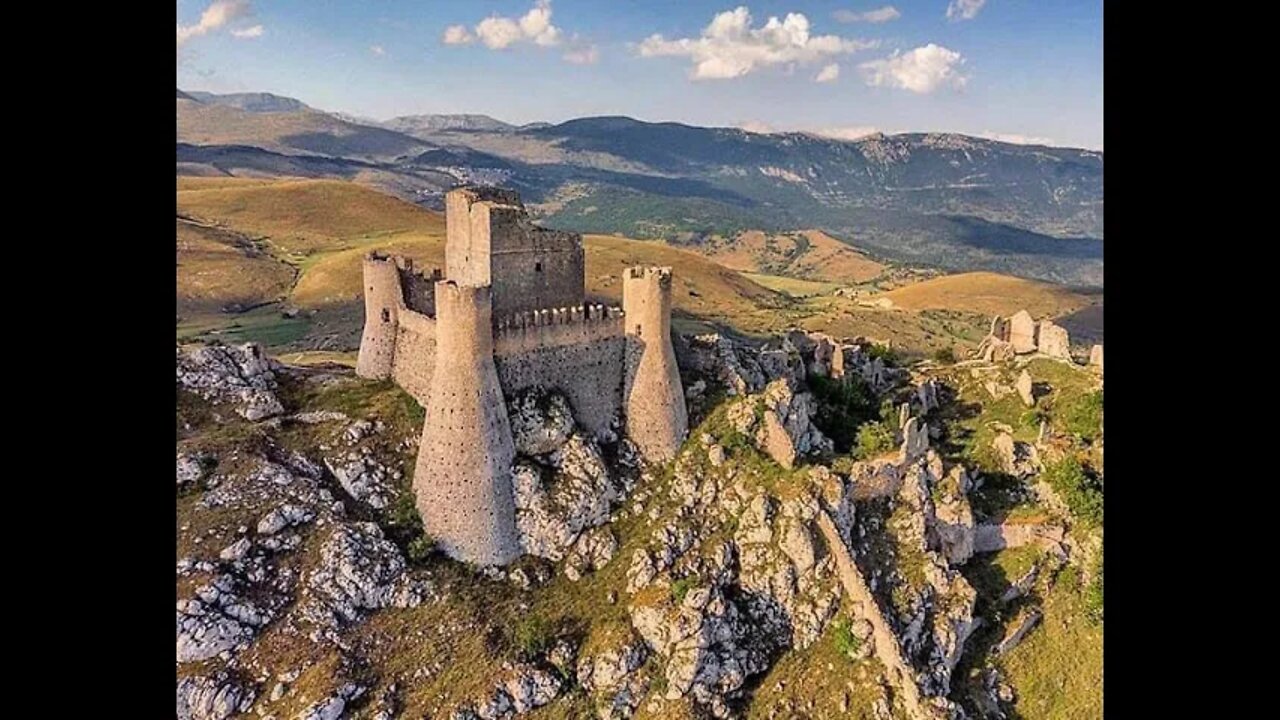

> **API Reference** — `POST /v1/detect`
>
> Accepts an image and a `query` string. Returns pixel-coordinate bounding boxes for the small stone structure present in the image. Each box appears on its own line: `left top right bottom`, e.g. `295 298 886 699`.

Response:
1089 344 1104 374
975 309 1089 364
1035 320 1071 360
356 187 687 565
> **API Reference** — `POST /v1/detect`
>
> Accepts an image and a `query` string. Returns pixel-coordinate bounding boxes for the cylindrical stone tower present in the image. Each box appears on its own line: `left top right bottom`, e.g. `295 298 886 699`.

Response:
622 266 688 463
413 281 521 566
355 253 402 379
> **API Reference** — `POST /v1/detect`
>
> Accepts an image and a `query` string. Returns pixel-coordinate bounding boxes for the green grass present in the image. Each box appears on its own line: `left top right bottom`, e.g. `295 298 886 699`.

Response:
177 304 312 347
741 272 843 298
830 617 863 660
1041 456 1103 529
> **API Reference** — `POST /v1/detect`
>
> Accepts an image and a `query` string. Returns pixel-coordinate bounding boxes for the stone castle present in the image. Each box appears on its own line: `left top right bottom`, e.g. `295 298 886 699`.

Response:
355 187 687 566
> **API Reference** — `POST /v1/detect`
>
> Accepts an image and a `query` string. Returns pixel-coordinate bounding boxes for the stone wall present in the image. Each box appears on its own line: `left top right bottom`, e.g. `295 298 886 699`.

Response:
494 306 626 438
445 186 585 317
390 310 436 404
397 262 441 316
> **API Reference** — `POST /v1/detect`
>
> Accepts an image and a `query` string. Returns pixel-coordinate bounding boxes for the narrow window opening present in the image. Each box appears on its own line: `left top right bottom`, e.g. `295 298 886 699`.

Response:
381 308 391 323
535 262 543 272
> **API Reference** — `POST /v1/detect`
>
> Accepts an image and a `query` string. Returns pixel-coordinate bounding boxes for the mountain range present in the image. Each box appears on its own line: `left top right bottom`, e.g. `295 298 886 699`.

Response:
176 90 1103 287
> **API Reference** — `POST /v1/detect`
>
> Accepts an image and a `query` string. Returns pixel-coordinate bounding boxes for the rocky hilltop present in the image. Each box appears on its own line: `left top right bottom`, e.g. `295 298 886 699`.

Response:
176 323 1103 719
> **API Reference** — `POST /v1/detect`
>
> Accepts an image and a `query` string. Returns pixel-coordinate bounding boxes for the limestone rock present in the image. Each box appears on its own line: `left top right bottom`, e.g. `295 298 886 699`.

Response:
564 526 618 580
324 452 394 509
299 684 366 720
1036 320 1071 359
176 672 255 720
513 434 617 561
991 433 1041 479
302 522 424 630
578 639 651 719
1015 370 1035 407
1008 311 1036 354
1089 344 1104 373
176 573 270 663
176 343 283 421
900 417 929 461
995 609 1043 656
177 453 210 487
727 379 832 469
257 503 316 536
508 389 576 456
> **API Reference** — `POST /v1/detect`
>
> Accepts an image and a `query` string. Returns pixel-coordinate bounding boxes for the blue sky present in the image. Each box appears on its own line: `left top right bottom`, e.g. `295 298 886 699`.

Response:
177 1 1102 149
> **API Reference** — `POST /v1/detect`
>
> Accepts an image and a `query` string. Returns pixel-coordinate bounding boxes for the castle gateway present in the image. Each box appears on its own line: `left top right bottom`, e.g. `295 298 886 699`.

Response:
356 187 688 566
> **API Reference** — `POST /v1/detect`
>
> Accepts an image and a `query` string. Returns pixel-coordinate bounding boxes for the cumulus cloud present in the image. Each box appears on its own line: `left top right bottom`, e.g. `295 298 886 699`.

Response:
370 45 386 56
637 6 877 80
442 25 474 45
946 0 986 22
833 6 901 24
975 130 1056 146
815 63 840 82
231 25 263 39
858 44 967 93
444 0 565 51
177 0 253 47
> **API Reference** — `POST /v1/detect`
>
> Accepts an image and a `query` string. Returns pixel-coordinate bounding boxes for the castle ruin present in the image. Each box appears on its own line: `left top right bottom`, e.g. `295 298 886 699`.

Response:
356 187 687 565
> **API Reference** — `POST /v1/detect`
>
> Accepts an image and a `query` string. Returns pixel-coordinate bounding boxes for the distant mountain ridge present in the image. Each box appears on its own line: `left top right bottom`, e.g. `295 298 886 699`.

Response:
186 91 311 113
175 89 1103 287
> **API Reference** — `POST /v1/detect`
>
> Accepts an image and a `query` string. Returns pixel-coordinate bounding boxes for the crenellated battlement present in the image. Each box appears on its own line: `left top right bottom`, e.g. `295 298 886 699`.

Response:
356 186 685 567
493 303 624 355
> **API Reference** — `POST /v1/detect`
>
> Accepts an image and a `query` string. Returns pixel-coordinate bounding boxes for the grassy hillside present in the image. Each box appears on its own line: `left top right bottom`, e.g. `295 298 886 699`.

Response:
175 178 1099 361
876 272 1095 318
690 229 886 285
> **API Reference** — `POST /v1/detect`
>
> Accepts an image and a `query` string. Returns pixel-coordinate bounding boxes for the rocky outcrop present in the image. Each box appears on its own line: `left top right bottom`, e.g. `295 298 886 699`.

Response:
727 379 832 469
301 522 425 631
324 451 396 509
1015 369 1035 407
455 664 563 720
176 672 255 720
176 573 272 662
509 389 576 455
577 639 651 719
992 432 1041 478
1089 344 1104 373
513 434 617 561
176 343 283 421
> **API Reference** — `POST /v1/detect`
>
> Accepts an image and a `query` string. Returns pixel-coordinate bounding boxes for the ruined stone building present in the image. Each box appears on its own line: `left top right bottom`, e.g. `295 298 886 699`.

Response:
356 187 687 566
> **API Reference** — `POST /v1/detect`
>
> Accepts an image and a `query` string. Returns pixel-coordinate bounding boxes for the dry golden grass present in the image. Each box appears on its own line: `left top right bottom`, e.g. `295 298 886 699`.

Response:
177 178 443 257
176 219 295 313
876 272 1092 318
695 229 886 285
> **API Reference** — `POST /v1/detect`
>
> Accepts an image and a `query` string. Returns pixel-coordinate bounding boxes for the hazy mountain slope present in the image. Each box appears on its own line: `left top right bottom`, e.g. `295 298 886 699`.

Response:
382 113 516 137
187 91 311 113
177 98 430 161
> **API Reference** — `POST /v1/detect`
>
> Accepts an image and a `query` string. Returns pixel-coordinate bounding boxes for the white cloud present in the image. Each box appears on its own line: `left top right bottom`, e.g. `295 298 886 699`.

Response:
811 126 882 141
370 45 386 56
442 25 474 45
833 6 901 24
815 63 840 83
858 44 967 93
946 0 986 22
448 0 565 50
975 130 1056 146
231 25 263 39
562 42 599 65
177 1 252 47
637 6 877 80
